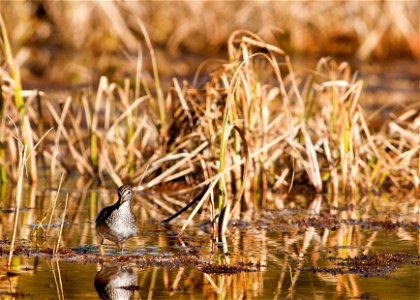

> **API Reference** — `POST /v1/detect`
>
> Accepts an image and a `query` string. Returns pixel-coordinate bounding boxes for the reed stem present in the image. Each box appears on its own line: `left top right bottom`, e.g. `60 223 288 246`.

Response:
7 145 26 268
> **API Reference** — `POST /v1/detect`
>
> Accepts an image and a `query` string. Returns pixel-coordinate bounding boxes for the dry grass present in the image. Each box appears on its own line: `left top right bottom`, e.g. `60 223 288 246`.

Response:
0 8 419 239
1 1 419 84
7 144 26 268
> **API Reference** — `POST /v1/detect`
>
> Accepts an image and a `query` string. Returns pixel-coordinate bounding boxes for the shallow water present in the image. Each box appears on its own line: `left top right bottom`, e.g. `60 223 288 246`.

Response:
0 183 419 299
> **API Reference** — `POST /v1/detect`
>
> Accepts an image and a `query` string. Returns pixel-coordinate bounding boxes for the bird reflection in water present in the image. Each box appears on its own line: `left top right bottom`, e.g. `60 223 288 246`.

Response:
94 264 139 300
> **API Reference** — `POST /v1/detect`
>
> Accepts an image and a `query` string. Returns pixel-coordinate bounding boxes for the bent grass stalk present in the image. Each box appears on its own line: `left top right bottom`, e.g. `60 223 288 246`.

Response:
7 125 51 267
7 144 26 269
50 260 65 300
0 76 6 183
218 125 249 238
54 193 69 256
0 15 38 182
91 77 108 170
50 97 72 180
179 175 220 235
137 19 166 128
102 148 123 187
0 26 417 203
46 173 65 236
0 15 23 116
56 260 65 300
218 35 294 230
46 101 95 176
105 96 148 139
144 141 209 189
123 79 135 175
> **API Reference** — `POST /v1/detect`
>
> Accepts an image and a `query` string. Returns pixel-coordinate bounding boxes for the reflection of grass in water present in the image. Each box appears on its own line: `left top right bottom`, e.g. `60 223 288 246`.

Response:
7 145 26 269
4 197 419 298
2 187 419 298
0 8 419 280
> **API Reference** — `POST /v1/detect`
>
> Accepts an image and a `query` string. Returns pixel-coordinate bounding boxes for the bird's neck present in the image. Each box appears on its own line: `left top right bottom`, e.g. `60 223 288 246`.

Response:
118 199 131 210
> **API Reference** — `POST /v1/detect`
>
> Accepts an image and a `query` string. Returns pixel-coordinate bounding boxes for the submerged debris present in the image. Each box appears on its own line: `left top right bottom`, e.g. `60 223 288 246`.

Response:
199 263 258 274
1 245 260 275
229 209 420 232
0 291 32 298
340 253 416 277
302 253 419 277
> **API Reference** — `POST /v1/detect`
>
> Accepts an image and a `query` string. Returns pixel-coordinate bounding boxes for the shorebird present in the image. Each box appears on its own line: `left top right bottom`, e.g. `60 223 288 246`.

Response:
95 185 137 253
94 264 138 299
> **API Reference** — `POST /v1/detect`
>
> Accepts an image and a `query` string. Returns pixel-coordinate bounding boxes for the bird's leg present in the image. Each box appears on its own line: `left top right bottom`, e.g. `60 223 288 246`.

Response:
99 239 105 256
116 241 125 254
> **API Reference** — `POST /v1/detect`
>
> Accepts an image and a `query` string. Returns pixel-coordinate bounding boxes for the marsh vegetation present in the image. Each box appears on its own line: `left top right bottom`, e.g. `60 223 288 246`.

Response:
0 1 419 299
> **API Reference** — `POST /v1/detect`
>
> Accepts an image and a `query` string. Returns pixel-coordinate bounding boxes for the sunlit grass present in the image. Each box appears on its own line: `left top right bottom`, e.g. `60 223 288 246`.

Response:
2 1 418 85
0 4 418 296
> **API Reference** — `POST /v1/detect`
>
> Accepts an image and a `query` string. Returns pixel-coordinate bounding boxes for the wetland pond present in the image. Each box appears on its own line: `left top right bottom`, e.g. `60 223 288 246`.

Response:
0 180 419 299
1 2 419 296
1 58 419 299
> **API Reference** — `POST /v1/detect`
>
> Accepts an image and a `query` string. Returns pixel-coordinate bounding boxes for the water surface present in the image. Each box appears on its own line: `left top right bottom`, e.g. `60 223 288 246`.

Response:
0 184 419 299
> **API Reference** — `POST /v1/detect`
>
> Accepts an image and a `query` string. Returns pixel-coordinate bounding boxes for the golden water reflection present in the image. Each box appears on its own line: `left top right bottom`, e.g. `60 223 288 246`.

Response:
0 183 419 299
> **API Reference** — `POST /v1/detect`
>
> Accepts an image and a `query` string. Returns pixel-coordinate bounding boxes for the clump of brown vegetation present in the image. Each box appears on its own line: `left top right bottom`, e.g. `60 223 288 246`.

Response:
1 11 419 239
199 263 259 275
3 244 260 274
2 29 418 191
2 1 419 83
1 6 418 297
304 253 419 277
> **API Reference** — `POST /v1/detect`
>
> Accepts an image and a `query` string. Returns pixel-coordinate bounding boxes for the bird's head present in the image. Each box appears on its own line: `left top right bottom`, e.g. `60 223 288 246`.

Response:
118 185 133 203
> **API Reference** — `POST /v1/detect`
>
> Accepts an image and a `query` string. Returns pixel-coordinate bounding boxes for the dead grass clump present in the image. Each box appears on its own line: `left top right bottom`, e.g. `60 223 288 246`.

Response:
2 2 419 83
199 263 258 275
1 16 419 240
380 103 420 190
303 253 418 277
158 31 418 236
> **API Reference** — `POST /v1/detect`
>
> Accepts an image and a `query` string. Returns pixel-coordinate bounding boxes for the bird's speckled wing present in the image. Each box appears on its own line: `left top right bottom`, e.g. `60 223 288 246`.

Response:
96 204 117 224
